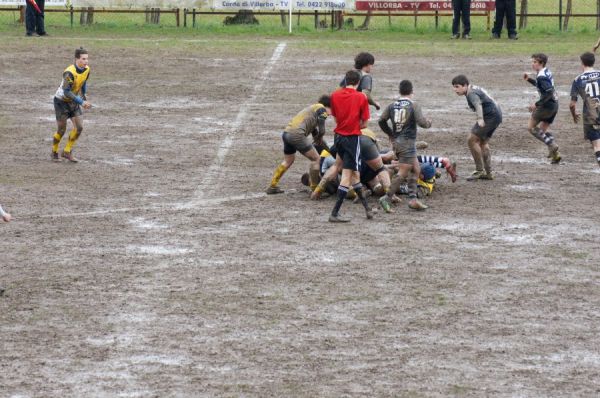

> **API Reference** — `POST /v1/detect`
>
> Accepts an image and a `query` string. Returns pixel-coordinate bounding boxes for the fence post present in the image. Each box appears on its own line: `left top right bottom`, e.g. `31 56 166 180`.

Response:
184 8 187 27
559 0 562 31
435 10 438 30
19 5 24 24
314 10 317 29
70 5 74 28
176 8 180 27
192 8 196 28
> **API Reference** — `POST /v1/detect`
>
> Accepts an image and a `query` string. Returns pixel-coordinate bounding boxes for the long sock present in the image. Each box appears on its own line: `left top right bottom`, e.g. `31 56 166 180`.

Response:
596 151 600 166
407 174 418 198
270 164 287 188
331 185 348 216
314 177 328 194
52 132 63 153
542 131 555 146
352 183 369 211
530 127 547 144
482 148 492 174
309 168 321 191
64 128 78 153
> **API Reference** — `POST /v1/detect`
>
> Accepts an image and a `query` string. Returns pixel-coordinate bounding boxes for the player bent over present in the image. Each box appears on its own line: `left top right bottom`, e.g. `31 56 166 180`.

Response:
452 75 502 180
523 53 561 163
267 95 331 194
51 47 92 163
569 52 600 168
328 70 372 223
378 80 431 211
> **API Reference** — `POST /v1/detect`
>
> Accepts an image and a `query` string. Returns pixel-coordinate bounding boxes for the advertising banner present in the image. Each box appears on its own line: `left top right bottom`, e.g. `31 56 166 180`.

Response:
212 0 351 10
355 0 494 12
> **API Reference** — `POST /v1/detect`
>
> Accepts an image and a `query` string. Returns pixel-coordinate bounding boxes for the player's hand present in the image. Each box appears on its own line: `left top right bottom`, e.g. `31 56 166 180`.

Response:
375 102 381 111
477 119 485 128
573 113 580 124
523 73 529 80
83 101 92 110
528 103 536 112
2 213 11 222
310 190 322 200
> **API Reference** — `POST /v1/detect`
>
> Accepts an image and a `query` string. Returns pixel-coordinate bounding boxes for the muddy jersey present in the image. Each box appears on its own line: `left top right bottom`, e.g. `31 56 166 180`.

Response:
378 98 430 140
466 85 500 119
528 67 558 109
284 103 328 138
340 70 372 93
570 69 600 126
55 64 90 103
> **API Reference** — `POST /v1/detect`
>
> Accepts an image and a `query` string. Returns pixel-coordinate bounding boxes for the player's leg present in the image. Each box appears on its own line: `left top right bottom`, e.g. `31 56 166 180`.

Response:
408 158 427 210
62 115 83 162
481 138 494 179
540 120 561 163
467 133 485 180
267 133 297 194
301 147 321 191
52 98 69 161
591 138 600 167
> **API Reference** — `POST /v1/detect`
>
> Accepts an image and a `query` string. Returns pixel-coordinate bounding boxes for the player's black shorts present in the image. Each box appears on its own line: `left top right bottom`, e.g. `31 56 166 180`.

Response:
54 97 82 121
532 103 558 124
359 135 380 161
472 111 502 140
392 136 417 164
360 161 378 185
282 132 313 155
333 134 360 171
584 125 600 142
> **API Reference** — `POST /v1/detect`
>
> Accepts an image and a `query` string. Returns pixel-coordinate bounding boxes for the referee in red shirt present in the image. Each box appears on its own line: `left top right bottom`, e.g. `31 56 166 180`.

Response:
329 70 373 223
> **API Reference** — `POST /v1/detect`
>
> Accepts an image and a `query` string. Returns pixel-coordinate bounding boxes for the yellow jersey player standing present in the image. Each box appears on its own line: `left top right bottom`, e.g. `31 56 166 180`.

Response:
51 47 92 163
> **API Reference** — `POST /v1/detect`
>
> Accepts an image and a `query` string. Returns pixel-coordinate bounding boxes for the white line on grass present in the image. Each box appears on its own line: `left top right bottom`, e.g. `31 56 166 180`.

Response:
181 42 287 209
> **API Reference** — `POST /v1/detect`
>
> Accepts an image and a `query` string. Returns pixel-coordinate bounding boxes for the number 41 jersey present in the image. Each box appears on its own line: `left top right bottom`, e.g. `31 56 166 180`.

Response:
571 69 600 126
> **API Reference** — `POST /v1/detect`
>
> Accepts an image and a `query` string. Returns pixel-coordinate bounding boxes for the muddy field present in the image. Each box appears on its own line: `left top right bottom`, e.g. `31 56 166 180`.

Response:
1 37 599 397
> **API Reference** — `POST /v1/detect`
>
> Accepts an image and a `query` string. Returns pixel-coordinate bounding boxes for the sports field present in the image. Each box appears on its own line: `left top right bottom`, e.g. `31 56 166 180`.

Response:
1 29 600 396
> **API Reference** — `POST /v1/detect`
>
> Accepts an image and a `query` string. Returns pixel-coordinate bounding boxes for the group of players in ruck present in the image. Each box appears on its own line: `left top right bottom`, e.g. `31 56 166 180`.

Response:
266 51 600 222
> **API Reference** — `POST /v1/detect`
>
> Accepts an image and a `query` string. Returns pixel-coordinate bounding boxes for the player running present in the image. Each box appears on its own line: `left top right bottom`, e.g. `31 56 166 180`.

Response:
452 75 502 181
569 52 600 168
267 95 331 194
51 47 92 163
378 80 432 211
523 53 561 163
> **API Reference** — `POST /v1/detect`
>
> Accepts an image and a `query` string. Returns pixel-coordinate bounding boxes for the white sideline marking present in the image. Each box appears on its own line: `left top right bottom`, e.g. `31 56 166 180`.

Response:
24 192 269 219
182 42 287 209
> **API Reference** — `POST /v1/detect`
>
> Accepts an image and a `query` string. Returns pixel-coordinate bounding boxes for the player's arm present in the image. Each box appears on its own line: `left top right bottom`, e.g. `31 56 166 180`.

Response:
569 80 580 123
413 103 432 129
535 78 555 107
61 71 84 104
360 75 380 110
523 73 536 86
378 105 393 137
467 92 485 126
360 96 370 129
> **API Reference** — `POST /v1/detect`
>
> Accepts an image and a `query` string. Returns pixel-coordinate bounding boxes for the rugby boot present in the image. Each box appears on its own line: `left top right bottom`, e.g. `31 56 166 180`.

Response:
365 208 374 220
408 198 428 211
466 170 485 181
549 144 561 164
51 151 61 162
266 186 284 195
378 196 393 213
61 150 79 163
480 172 494 180
329 213 351 223
390 194 402 204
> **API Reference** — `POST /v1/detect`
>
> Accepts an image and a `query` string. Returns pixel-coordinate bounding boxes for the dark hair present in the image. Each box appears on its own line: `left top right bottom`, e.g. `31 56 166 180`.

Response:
318 94 331 108
354 52 375 70
345 70 361 86
581 52 595 67
531 53 548 66
451 74 469 86
75 47 88 59
399 80 413 96
300 173 309 187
